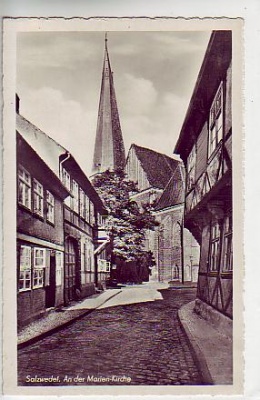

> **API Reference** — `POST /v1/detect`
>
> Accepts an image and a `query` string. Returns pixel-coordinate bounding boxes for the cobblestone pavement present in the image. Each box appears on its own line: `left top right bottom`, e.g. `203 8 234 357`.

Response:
18 288 203 386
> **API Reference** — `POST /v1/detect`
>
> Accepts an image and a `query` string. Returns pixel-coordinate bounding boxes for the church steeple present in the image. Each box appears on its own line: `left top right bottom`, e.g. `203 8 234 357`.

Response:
92 34 126 175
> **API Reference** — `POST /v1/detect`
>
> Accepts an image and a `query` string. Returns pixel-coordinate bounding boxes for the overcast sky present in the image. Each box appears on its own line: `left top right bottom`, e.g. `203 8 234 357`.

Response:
17 31 211 176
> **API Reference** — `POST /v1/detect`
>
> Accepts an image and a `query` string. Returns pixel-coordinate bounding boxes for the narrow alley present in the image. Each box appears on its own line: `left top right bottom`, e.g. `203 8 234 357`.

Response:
18 287 203 386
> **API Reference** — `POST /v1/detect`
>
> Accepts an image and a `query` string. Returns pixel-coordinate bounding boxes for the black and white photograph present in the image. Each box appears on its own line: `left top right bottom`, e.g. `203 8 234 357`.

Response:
2 17 243 395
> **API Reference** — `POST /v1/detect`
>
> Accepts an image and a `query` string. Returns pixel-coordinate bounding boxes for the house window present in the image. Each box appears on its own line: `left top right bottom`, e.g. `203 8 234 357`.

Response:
84 241 93 272
209 221 221 271
18 166 31 209
98 213 104 226
89 201 95 225
19 245 32 291
187 145 196 190
46 191 55 223
85 195 90 222
62 168 71 191
79 188 85 218
71 180 79 213
222 214 233 272
62 168 71 207
208 83 223 157
172 265 179 280
33 248 45 288
33 179 44 217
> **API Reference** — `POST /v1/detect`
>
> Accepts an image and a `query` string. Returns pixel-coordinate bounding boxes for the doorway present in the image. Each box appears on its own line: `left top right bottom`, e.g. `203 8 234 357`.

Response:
64 238 79 303
45 254 56 308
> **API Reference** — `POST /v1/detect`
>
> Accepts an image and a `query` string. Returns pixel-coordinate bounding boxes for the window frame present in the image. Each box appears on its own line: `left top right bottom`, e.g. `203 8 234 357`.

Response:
79 188 85 219
71 179 79 214
187 144 196 191
18 165 32 210
19 245 32 291
46 190 55 224
84 241 93 272
33 247 46 288
33 178 44 217
89 201 95 225
222 214 233 272
209 221 221 272
208 82 224 158
85 195 90 223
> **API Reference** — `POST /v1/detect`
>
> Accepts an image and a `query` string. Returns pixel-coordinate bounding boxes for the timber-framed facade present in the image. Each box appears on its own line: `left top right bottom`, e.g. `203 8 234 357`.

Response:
175 30 233 323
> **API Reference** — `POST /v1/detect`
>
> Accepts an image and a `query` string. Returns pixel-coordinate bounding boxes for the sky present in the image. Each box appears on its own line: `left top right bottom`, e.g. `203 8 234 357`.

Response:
17 31 211 176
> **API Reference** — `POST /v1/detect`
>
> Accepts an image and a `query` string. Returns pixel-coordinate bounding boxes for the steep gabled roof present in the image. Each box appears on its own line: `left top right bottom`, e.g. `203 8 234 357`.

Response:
17 132 70 200
154 163 185 211
16 113 66 177
16 112 106 214
92 35 126 174
130 144 180 190
174 30 232 161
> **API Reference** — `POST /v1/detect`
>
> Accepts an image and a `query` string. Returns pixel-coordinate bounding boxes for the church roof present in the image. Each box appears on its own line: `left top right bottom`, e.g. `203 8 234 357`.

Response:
130 144 180 190
92 35 126 174
154 163 185 211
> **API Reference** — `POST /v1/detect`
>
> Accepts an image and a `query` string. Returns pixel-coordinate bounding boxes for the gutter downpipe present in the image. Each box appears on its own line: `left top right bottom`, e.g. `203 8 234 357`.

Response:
59 152 71 179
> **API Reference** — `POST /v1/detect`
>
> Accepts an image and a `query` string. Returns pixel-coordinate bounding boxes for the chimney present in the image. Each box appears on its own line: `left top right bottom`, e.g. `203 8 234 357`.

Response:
16 94 20 114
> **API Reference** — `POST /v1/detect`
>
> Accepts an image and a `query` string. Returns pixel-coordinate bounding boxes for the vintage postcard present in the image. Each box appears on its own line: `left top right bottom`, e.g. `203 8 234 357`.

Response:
2 17 243 396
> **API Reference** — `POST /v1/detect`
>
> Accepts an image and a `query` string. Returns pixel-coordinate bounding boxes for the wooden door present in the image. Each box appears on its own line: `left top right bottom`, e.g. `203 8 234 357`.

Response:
64 238 77 303
45 254 56 308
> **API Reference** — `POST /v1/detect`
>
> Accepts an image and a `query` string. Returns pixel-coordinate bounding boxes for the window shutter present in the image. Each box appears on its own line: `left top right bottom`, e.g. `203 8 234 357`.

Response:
45 249 51 286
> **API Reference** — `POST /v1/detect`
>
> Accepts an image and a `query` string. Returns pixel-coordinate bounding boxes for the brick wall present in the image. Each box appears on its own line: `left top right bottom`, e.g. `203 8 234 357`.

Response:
17 288 46 329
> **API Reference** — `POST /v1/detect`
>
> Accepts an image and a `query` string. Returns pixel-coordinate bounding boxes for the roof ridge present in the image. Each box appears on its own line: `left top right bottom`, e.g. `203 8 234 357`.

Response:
131 143 179 163
17 113 67 153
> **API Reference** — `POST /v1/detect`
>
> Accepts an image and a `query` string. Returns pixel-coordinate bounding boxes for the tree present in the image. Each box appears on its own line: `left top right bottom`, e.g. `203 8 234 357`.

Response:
92 169 159 281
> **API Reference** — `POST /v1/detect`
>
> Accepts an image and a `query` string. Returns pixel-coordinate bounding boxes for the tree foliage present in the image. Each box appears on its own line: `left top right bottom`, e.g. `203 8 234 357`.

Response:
92 169 159 261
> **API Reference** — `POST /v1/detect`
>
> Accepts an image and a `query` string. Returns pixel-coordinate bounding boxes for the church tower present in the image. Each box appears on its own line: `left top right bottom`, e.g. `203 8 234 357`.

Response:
92 34 126 175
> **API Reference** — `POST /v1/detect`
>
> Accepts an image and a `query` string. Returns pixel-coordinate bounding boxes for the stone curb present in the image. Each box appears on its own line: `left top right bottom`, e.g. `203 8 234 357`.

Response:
178 302 214 385
18 290 122 350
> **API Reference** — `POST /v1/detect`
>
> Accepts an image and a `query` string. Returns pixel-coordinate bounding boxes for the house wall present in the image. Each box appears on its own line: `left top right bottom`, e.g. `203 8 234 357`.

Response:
17 200 64 246
17 160 66 328
17 241 65 328
17 288 46 328
183 59 232 318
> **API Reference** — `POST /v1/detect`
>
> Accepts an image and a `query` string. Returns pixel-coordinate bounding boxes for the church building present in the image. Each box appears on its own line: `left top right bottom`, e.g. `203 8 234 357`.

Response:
125 144 200 283
92 36 199 284
92 34 126 175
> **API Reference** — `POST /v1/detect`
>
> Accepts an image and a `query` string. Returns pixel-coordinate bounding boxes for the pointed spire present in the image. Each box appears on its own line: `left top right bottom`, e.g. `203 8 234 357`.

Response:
92 35 126 175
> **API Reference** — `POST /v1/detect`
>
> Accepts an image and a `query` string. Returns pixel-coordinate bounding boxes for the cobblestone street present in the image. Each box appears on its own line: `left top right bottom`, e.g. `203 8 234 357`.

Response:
18 288 203 386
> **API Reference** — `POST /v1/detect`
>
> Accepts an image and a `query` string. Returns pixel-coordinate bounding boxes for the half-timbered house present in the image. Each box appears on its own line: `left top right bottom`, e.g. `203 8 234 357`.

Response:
174 31 232 325
17 132 69 328
16 101 108 326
